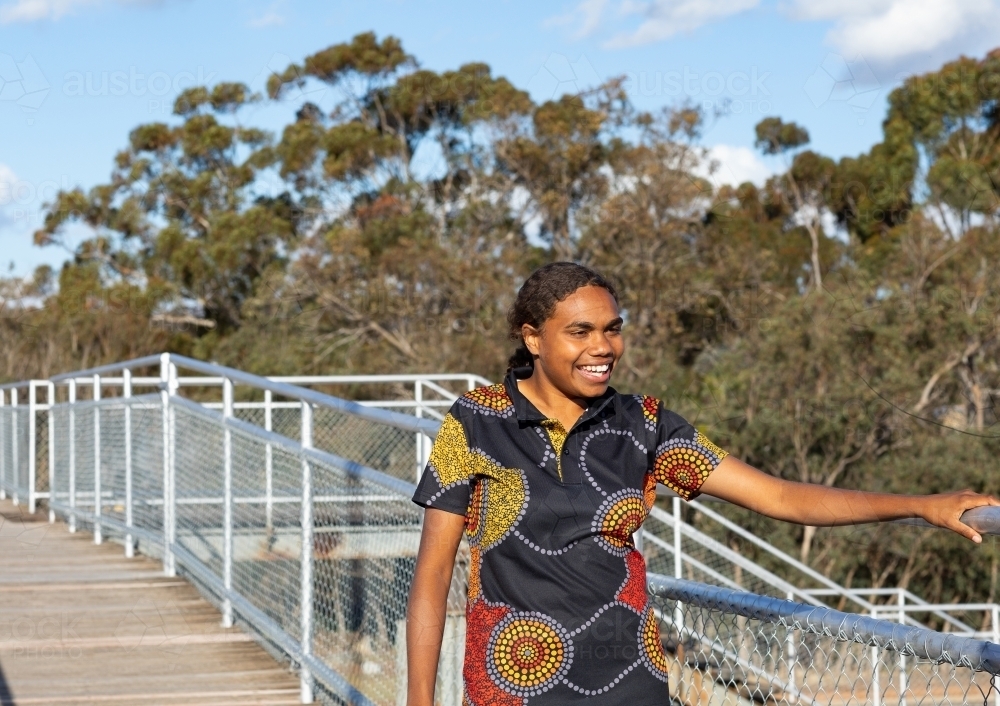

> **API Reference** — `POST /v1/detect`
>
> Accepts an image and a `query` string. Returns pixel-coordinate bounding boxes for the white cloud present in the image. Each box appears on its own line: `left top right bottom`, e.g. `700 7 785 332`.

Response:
0 163 17 186
0 163 21 230
546 0 609 38
248 0 285 28
0 0 170 24
0 0 96 23
248 10 283 27
549 0 999 69
555 0 758 48
788 0 1000 63
700 144 776 187
608 0 759 47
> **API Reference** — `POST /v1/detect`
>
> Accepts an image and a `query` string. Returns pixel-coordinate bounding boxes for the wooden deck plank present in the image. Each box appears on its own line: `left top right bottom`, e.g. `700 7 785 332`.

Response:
0 499 303 705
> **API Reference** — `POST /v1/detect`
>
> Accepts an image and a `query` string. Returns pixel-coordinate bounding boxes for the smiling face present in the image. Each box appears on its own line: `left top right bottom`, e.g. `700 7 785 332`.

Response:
522 285 624 402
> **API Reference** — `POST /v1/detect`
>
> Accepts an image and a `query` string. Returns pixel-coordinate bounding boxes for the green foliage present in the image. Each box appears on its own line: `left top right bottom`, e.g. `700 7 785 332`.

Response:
754 116 810 154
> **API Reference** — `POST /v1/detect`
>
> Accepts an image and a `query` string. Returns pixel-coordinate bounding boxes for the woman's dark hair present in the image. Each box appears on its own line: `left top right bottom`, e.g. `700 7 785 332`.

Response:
506 262 619 372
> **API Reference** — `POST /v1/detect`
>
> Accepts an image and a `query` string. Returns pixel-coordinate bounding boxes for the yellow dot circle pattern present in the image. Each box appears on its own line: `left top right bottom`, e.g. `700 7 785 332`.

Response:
640 608 671 682
487 614 572 696
599 496 646 548
592 489 648 556
653 434 727 501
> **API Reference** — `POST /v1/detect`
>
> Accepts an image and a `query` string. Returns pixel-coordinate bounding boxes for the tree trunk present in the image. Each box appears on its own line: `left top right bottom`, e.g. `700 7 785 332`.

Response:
800 525 817 564
806 220 823 293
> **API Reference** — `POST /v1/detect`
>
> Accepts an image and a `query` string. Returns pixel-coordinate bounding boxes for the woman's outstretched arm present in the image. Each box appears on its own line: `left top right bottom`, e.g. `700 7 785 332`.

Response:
700 456 1000 543
407 507 466 706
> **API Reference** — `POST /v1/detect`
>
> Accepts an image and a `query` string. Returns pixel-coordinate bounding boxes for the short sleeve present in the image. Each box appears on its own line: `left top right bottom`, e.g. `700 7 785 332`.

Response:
651 402 728 500
411 410 473 515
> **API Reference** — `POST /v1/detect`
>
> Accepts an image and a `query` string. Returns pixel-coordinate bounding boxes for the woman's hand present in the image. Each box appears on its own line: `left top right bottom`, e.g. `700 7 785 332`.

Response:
916 490 1000 544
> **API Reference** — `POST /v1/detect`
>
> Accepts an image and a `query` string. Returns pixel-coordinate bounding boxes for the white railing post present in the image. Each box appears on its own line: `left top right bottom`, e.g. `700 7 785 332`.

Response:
11 387 19 506
93 373 102 544
871 606 880 706
672 496 684 639
414 380 424 481
265 389 273 533
68 380 76 533
786 590 797 693
160 353 175 576
0 389 6 501
993 605 1000 706
673 496 682 579
168 363 178 569
300 399 314 704
222 377 234 628
124 369 134 558
28 382 37 513
898 589 907 706
47 382 55 523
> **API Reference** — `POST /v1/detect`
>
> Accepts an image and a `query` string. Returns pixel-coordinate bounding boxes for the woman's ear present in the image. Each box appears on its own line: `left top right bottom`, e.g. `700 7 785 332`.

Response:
522 324 542 356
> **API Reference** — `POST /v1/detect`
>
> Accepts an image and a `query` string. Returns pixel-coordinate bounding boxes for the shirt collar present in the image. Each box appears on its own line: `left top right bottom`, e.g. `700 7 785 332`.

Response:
504 368 617 427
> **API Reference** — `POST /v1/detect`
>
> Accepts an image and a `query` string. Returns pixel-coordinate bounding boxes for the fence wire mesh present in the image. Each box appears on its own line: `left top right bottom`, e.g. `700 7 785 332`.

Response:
0 398 30 502
643 508 817 604
5 364 1000 706
233 403 422 484
46 395 165 550
163 398 448 706
648 575 1000 706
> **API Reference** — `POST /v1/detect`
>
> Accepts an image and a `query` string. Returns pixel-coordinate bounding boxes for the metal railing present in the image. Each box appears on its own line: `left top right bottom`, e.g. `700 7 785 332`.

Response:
2 352 1000 705
0 360 486 517
650 574 1000 705
3 353 441 705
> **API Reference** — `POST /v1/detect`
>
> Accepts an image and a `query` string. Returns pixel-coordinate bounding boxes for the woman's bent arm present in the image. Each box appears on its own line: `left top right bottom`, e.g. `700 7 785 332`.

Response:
701 456 999 543
407 508 466 706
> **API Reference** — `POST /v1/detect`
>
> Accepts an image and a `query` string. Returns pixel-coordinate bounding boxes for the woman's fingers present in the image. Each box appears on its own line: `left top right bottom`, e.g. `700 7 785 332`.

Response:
926 490 997 543
949 518 982 544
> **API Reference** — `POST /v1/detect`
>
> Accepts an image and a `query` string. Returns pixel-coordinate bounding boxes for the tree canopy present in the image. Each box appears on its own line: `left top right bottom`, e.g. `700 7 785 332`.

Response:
4 34 1000 611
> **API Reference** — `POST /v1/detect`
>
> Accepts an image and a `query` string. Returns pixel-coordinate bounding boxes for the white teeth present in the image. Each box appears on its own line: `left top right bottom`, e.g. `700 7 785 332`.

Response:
582 364 610 373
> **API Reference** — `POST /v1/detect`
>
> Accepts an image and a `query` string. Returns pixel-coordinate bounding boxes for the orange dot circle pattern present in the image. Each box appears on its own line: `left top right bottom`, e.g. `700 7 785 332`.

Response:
653 436 726 500
460 383 514 418
487 613 572 696
465 481 485 540
640 395 659 431
592 489 648 556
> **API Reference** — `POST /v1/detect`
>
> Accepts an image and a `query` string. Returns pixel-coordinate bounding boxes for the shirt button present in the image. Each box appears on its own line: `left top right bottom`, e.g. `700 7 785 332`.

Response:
563 448 569 455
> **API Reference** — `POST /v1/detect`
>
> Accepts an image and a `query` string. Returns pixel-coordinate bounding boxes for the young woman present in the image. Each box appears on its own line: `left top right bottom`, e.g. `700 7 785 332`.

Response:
406 262 997 706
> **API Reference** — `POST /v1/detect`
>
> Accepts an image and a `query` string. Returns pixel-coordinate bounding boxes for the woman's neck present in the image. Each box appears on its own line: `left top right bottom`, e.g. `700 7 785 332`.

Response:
516 369 588 430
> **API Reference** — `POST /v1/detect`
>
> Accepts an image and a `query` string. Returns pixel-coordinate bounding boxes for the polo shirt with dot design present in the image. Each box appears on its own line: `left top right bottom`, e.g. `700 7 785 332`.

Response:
412 369 728 705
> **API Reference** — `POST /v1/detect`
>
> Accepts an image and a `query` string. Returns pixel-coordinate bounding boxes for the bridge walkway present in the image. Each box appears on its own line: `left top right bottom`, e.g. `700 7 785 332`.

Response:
0 499 301 706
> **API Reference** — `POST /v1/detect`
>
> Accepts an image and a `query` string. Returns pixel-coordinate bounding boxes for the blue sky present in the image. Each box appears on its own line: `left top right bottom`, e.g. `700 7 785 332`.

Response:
2 0 999 277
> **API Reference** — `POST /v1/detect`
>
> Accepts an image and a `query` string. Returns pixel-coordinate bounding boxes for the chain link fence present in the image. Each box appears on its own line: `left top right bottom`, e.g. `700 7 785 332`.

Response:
4 355 1000 706
0 387 31 504
649 574 1000 706
233 404 425 484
